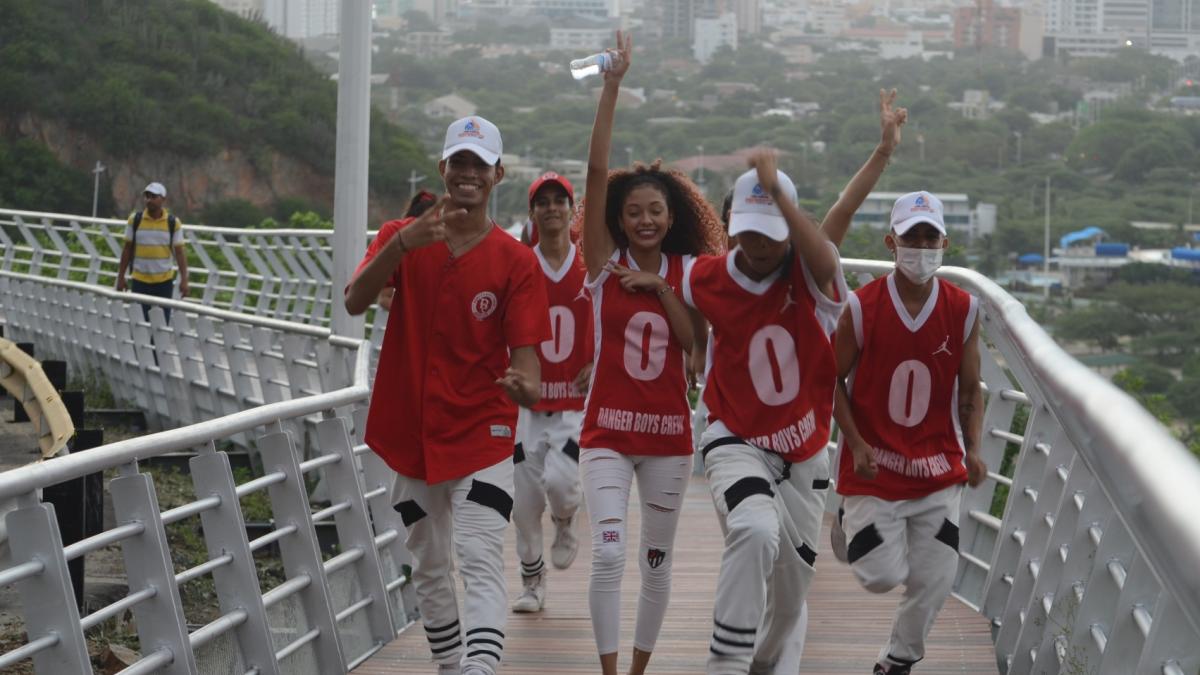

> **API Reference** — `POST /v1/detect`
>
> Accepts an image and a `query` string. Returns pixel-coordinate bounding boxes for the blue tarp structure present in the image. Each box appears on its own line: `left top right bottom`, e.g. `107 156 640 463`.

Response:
1060 226 1105 248
1018 253 1044 264
1171 247 1200 262
1095 242 1130 257
1193 232 1200 242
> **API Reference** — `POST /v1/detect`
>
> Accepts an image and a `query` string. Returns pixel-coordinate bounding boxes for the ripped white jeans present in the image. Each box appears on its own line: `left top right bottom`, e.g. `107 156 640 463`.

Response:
580 448 693 655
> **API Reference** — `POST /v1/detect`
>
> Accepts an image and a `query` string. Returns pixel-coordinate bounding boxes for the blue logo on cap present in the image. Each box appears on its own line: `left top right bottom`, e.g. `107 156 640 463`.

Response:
458 118 485 139
914 195 925 206
751 184 766 196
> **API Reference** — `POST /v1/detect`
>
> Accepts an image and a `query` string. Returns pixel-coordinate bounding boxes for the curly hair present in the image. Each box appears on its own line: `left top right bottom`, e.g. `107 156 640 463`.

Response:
574 160 726 257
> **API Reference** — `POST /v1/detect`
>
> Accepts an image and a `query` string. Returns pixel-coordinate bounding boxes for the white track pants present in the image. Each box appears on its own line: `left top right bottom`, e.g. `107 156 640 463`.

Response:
580 448 693 655
513 408 584 575
391 457 514 674
701 424 830 675
841 484 963 670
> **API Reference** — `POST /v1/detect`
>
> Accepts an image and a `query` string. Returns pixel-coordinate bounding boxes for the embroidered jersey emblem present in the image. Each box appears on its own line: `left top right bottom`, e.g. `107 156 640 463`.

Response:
602 530 620 543
574 285 589 302
471 291 498 320
646 547 666 568
933 335 953 357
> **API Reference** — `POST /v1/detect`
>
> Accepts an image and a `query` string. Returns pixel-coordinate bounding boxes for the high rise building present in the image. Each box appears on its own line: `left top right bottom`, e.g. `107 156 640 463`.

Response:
263 0 341 38
209 0 264 18
734 0 761 35
693 11 737 63
954 0 1023 52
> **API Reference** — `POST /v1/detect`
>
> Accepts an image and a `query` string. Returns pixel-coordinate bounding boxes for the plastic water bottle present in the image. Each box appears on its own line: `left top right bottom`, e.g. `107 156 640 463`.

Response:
570 52 612 80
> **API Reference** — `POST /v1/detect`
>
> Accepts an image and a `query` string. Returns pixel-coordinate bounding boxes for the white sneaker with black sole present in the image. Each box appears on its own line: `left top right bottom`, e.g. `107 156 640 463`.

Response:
550 514 579 570
512 571 546 613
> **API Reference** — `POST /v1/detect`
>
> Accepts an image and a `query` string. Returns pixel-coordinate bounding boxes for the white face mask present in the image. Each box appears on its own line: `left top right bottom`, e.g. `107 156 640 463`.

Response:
895 246 943 285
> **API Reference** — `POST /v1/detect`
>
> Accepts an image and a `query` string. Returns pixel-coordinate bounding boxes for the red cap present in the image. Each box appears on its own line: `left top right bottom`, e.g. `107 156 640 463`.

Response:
527 172 574 208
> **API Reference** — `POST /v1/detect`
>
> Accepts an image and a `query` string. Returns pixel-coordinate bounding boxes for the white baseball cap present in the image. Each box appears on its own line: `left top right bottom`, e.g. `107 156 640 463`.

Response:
727 168 799 242
890 191 946 236
143 182 167 197
442 116 503 166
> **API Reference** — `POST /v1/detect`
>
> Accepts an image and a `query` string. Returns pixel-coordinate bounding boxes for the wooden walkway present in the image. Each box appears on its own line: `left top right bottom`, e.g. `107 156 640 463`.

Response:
356 478 998 674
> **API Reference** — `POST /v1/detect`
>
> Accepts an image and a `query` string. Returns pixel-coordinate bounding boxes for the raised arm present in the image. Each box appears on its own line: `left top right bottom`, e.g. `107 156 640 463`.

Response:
748 148 838 289
823 89 907 248
582 31 632 278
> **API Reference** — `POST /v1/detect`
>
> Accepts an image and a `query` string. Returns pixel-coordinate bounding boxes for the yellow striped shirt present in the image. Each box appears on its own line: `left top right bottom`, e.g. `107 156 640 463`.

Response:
124 210 184 283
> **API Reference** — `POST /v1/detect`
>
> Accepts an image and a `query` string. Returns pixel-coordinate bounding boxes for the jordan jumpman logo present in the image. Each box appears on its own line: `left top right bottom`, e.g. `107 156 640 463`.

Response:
574 285 589 302
933 335 952 357
780 288 797 313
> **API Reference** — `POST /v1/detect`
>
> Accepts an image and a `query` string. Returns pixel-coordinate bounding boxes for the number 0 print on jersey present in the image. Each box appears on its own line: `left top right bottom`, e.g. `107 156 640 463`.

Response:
748 325 800 406
623 311 670 381
887 359 932 427
541 305 576 364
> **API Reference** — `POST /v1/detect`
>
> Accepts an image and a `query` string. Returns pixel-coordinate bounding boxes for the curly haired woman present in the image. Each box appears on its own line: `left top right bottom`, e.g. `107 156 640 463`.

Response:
576 31 724 675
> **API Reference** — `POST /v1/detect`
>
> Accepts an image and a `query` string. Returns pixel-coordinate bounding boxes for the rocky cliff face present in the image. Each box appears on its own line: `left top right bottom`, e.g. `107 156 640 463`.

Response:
8 114 404 223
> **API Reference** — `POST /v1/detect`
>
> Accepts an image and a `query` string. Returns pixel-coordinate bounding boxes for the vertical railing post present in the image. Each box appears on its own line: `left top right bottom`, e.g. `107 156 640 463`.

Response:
109 466 199 674
315 417 397 650
989 423 1070 658
189 443 281 675
258 430 346 673
353 406 415 627
6 495 94 674
956 338 1018 604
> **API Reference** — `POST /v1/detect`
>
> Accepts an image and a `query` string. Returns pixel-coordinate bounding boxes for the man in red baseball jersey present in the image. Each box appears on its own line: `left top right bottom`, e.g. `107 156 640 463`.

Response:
831 191 987 675
345 115 550 675
510 172 593 613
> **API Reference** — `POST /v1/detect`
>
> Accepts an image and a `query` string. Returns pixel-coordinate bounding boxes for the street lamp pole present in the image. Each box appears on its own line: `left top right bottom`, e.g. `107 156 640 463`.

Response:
1044 176 1051 301
626 145 634 167
407 169 426 201
91 161 106 219
697 144 705 185
1014 130 1022 165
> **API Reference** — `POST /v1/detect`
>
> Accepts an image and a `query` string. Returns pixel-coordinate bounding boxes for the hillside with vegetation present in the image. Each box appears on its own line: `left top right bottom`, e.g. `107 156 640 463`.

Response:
0 0 433 221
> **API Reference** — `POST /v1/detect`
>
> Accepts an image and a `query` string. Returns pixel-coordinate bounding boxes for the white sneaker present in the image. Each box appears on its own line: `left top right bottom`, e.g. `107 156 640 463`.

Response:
512 571 546 613
550 514 579 569
831 506 848 564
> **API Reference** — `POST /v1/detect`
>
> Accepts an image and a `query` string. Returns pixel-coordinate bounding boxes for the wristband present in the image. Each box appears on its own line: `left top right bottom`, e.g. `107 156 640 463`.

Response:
657 285 672 297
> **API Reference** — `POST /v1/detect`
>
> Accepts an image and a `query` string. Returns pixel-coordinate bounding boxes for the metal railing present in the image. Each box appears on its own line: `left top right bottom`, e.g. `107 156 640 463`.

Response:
841 260 1200 675
0 273 415 674
3 206 1199 673
0 208 389 339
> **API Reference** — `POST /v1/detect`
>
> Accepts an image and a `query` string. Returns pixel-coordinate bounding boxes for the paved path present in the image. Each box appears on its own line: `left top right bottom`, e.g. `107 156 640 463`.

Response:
357 478 998 674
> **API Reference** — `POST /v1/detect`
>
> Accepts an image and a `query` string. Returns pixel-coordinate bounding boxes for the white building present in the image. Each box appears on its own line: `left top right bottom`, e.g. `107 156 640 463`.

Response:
263 0 340 39
876 31 926 59
209 0 263 17
550 22 615 49
693 12 738 64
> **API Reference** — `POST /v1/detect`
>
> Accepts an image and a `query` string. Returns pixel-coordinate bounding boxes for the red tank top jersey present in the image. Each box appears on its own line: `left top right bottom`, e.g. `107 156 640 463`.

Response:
837 274 979 501
532 244 593 412
356 220 551 484
684 247 848 463
580 250 693 456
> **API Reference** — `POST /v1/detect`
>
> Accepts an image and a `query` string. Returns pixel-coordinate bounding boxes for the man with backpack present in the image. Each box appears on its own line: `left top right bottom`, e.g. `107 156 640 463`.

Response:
115 182 189 322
